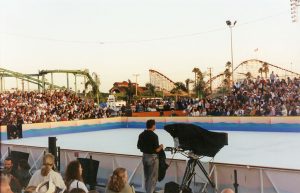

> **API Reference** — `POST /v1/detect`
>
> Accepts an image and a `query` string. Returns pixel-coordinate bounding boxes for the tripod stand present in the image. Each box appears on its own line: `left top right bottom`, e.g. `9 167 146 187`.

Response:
180 157 215 193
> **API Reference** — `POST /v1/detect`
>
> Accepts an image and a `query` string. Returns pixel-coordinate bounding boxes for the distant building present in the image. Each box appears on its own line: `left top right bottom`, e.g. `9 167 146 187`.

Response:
109 81 146 94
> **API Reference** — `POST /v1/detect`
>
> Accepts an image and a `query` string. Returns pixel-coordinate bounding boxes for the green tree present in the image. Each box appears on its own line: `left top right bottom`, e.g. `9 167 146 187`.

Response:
145 83 156 96
84 72 101 104
185 78 194 96
171 82 187 94
258 67 263 77
262 62 269 78
193 70 206 98
245 72 252 79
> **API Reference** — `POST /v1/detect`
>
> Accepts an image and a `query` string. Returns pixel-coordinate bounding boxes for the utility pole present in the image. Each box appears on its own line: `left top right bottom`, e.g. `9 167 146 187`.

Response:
208 67 212 93
226 20 237 86
133 74 140 96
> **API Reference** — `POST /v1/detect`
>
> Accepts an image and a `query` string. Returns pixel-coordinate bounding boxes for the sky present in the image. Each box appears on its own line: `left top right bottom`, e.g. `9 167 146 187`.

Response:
0 0 300 92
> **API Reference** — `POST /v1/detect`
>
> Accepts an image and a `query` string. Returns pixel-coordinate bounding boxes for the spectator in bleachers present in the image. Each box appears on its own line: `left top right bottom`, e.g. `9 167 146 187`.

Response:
65 160 88 193
27 153 66 192
0 90 111 125
105 168 135 193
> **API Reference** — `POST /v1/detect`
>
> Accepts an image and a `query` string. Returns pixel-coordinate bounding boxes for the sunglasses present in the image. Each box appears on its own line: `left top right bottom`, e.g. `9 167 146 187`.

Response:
44 163 53 166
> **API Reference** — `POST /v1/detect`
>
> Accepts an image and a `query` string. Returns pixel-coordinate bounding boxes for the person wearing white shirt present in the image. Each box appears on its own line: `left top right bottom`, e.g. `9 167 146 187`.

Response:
65 160 88 193
28 153 66 192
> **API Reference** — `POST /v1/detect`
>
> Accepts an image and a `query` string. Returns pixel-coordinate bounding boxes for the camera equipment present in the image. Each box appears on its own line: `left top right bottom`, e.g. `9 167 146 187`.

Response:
164 123 228 192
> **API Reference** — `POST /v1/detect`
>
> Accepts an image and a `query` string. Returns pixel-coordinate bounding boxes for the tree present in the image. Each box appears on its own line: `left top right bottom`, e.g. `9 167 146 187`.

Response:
193 70 206 98
245 72 252 79
126 79 133 105
145 83 156 97
262 62 269 78
224 62 232 88
185 78 194 96
84 72 101 104
258 67 263 77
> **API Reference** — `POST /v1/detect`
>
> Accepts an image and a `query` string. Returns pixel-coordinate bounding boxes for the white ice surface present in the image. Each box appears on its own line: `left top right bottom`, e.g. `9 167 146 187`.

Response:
3 129 300 170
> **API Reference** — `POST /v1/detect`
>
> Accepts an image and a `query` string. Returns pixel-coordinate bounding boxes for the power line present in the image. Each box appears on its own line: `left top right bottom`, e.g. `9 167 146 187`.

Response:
0 10 289 45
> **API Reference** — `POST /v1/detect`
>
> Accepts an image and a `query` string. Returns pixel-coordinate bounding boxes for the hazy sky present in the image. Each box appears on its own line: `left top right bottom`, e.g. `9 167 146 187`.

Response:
1 0 300 92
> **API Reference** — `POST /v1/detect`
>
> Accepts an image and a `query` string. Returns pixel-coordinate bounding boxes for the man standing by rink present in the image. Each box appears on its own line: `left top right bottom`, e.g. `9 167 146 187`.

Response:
137 119 164 193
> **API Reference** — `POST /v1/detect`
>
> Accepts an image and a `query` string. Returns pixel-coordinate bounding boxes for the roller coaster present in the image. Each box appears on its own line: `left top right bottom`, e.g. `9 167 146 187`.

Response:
206 59 300 91
149 69 175 92
0 68 100 96
149 59 300 95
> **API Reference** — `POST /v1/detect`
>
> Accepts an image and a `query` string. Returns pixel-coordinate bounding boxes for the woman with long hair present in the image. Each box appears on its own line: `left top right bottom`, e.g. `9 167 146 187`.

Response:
65 160 88 193
105 168 135 193
27 153 66 191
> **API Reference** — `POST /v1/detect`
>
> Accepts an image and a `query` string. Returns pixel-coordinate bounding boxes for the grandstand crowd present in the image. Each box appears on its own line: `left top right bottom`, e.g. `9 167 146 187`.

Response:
135 75 300 116
0 76 299 126
0 90 115 126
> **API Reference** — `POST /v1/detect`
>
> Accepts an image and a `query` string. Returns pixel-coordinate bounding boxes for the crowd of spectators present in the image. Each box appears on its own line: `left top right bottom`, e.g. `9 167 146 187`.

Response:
0 75 299 127
0 90 116 125
185 75 300 116
1 154 135 193
133 75 300 116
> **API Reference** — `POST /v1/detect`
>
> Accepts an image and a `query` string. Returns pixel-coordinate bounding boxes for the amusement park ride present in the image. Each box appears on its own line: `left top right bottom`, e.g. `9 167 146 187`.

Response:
0 68 100 94
1 59 299 95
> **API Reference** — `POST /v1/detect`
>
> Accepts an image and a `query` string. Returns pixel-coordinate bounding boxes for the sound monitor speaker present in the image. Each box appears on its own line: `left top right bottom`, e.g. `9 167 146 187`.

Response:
7 124 23 139
48 137 57 157
164 181 192 193
77 158 99 186
10 151 29 171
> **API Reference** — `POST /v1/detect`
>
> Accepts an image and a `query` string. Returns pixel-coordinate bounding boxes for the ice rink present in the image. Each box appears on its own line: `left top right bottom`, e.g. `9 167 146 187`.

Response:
3 128 300 170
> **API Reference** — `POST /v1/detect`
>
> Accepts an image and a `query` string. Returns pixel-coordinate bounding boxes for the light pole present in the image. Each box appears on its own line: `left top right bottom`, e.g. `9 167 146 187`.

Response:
133 74 140 96
226 20 237 86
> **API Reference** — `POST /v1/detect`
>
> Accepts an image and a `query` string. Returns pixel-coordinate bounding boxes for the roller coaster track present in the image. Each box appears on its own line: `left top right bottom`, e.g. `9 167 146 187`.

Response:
234 59 300 76
149 69 175 91
39 69 99 93
0 67 63 90
0 68 99 95
206 59 300 90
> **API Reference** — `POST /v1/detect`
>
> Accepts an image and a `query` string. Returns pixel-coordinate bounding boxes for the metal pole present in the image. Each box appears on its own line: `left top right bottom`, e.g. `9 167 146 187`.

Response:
51 73 53 91
67 73 69 90
27 79 30 92
16 78 18 90
208 67 212 93
133 74 140 96
0 76 2 92
38 75 40 92
21 79 24 92
230 27 234 86
42 74 45 92
84 76 86 96
74 74 77 94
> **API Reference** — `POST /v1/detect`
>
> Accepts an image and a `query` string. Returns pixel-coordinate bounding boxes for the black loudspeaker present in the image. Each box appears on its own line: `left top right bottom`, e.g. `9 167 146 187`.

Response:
10 151 29 171
164 181 192 193
7 124 23 140
77 157 99 188
48 137 57 157
48 137 60 170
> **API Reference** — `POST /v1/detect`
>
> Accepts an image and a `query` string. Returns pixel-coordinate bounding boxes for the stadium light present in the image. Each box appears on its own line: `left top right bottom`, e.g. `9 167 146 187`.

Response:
226 20 237 86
